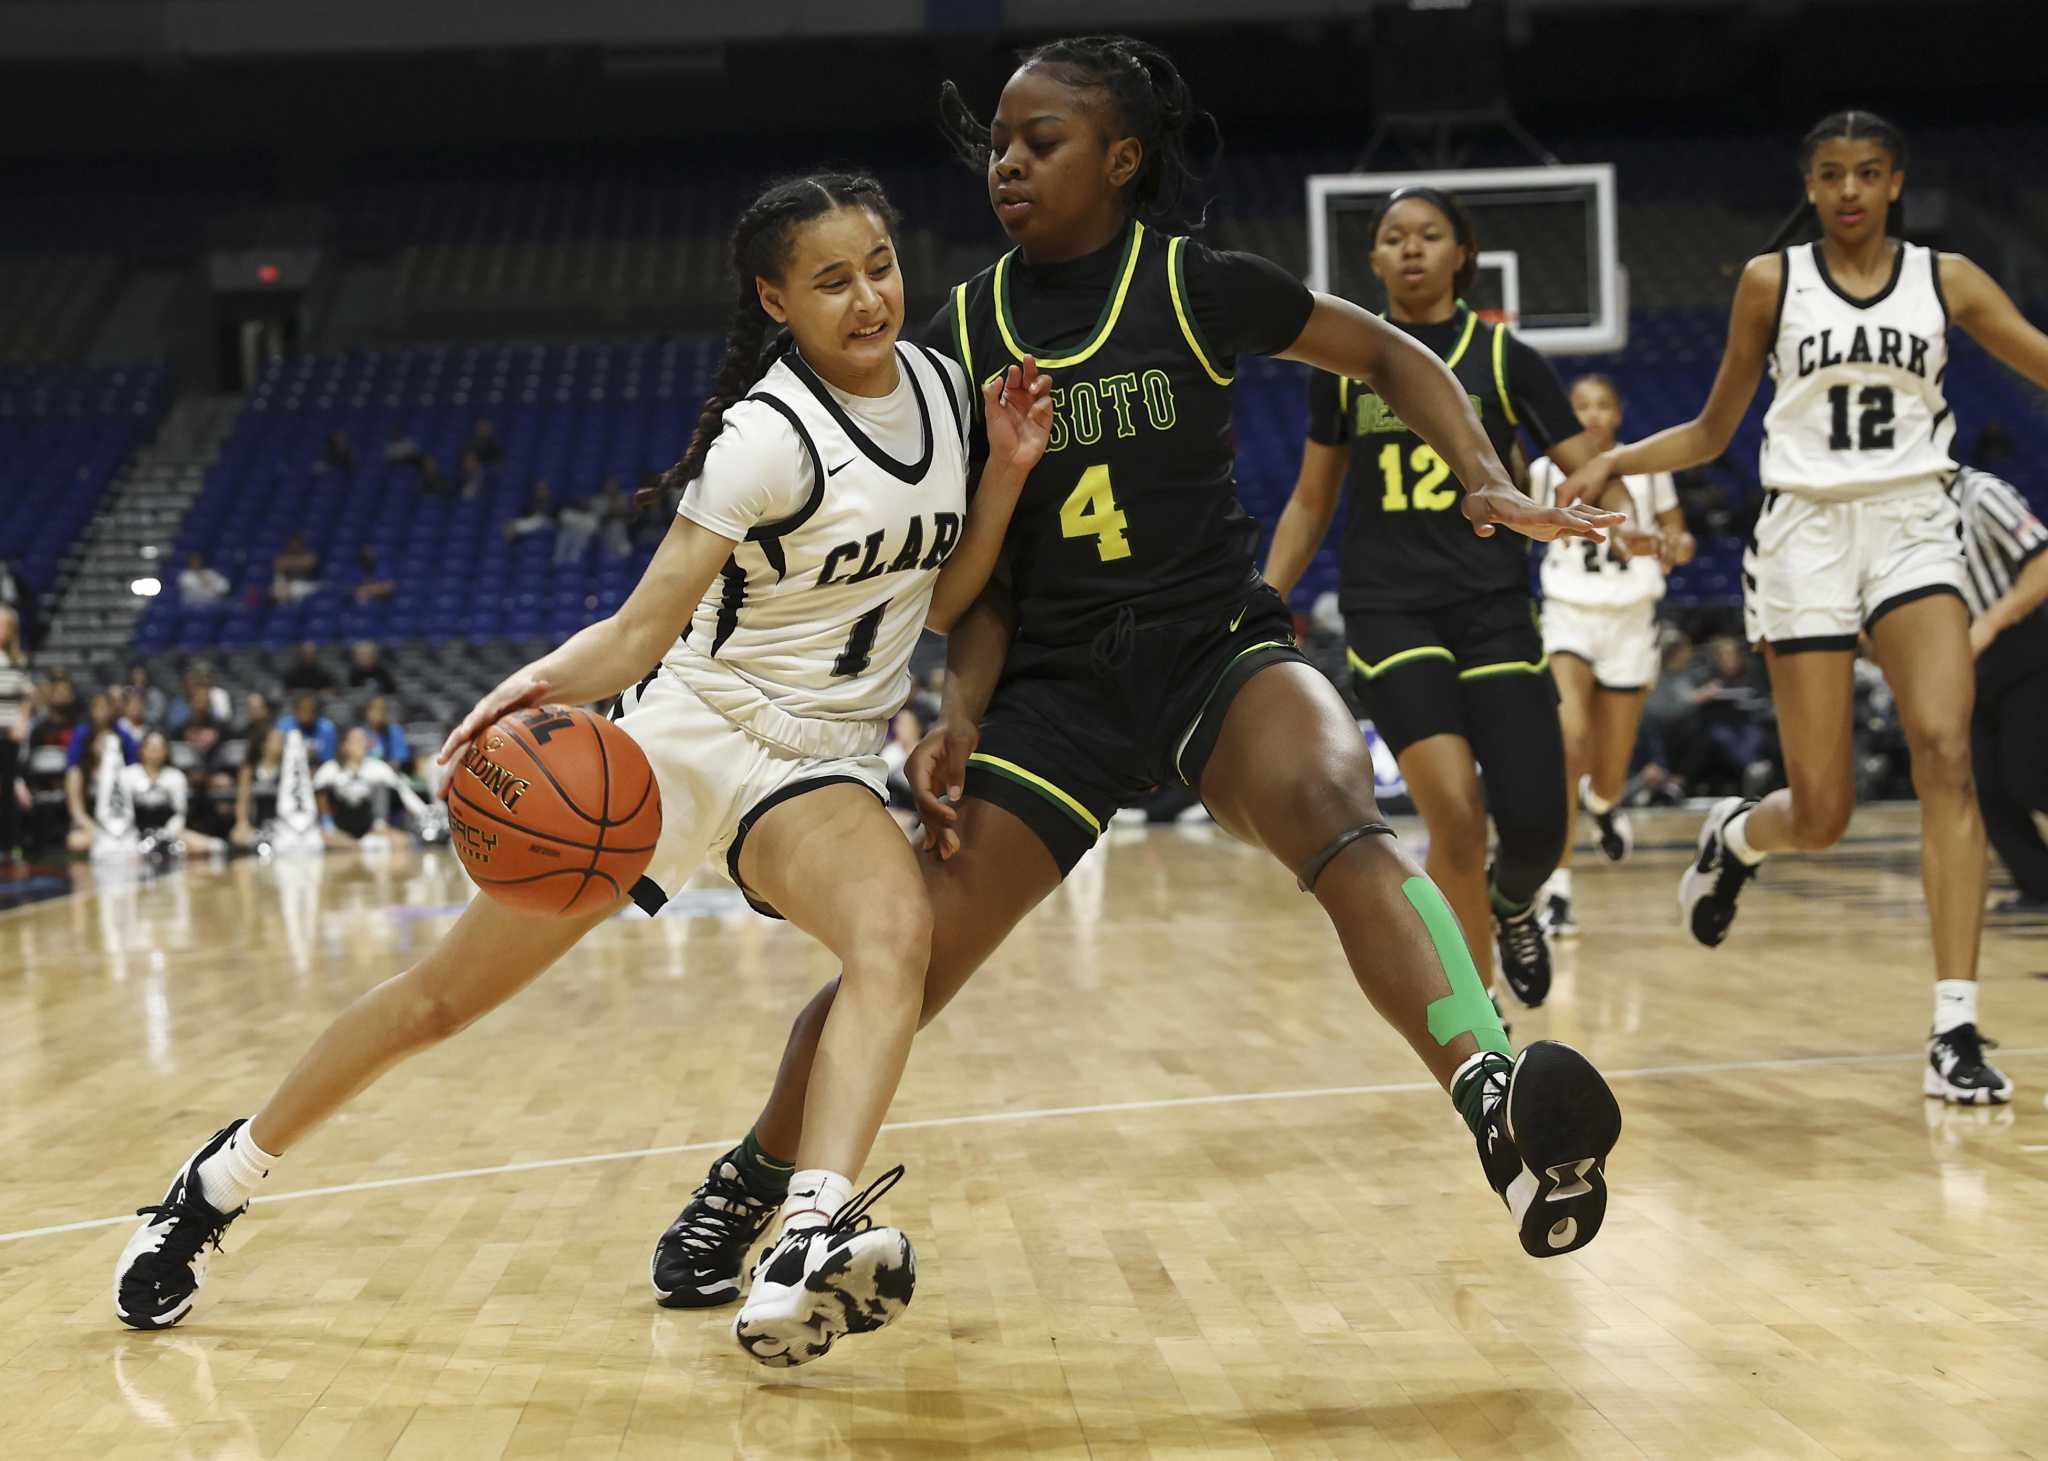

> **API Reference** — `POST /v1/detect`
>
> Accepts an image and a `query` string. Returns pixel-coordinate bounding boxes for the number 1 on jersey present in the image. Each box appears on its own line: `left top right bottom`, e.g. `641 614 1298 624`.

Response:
1060 464 1131 562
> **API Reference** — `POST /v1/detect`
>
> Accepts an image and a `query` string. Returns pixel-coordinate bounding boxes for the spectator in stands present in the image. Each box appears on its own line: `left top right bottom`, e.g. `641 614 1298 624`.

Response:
116 686 150 742
272 533 321 604
178 551 231 608
347 640 396 695
0 558 39 651
600 479 639 558
505 481 559 544
352 545 397 605
231 725 287 850
282 641 338 694
1681 635 1773 796
458 450 490 501
0 607 29 859
168 661 234 730
418 454 453 499
467 417 503 467
1634 630 1700 805
317 430 358 477
384 428 424 467
277 690 339 765
124 662 167 727
360 695 413 775
553 483 598 563
64 690 139 854
27 670 80 752
174 680 227 764
239 691 274 742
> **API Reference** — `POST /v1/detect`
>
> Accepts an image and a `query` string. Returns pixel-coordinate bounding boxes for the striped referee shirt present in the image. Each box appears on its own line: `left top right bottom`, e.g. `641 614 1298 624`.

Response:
1948 467 2048 619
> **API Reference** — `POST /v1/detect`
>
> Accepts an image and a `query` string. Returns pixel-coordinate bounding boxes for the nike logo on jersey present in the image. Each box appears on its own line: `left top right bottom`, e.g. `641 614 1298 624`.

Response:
815 511 962 587
1795 325 1931 380
1228 606 1247 632
826 459 854 477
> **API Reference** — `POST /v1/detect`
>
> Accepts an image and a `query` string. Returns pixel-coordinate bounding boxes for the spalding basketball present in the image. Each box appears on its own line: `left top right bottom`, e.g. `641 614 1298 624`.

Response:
448 705 662 915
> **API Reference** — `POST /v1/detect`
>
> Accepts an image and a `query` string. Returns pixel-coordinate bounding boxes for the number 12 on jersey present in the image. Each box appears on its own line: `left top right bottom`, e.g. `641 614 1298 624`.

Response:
1060 464 1131 562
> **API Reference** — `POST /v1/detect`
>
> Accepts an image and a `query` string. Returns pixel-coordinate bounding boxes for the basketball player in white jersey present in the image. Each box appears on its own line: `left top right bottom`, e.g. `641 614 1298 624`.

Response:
113 172 1054 1369
1562 112 2048 1103
1529 375 1693 935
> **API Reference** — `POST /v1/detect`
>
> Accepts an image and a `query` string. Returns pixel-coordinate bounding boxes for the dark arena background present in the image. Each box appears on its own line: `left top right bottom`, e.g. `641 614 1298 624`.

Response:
4 3 2048 1457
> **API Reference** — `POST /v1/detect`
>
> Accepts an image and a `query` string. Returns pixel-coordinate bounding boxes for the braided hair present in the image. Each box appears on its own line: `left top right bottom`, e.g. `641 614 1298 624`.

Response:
650 172 901 505
937 33 1219 231
1762 110 1909 252
1366 186 1482 301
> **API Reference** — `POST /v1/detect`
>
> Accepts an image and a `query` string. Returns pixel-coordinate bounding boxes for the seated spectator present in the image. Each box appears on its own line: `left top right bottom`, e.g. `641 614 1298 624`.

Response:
458 450 489 501
232 725 287 849
554 484 598 563
174 681 227 764
282 640 338 694
418 454 453 499
0 557 39 651
167 661 234 730
0 607 29 859
1680 635 1774 796
272 532 321 604
64 691 140 854
317 429 358 476
384 428 424 466
353 545 397 605
178 551 232 608
361 695 414 775
239 691 274 740
116 686 150 742
600 479 640 558
124 662 167 727
506 481 559 544
28 669 80 751
348 640 397 695
467 417 504 467
277 690 339 765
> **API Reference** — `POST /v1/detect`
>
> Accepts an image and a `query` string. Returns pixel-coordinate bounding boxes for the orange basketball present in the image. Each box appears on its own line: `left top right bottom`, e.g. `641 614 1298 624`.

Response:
447 704 662 916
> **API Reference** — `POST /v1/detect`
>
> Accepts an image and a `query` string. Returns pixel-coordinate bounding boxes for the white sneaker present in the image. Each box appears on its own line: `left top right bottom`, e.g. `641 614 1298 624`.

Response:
732 1166 915 1368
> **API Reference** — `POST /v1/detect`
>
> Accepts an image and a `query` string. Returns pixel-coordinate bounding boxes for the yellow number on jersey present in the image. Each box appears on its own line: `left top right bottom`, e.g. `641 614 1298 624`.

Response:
1376 443 1457 512
1060 464 1131 561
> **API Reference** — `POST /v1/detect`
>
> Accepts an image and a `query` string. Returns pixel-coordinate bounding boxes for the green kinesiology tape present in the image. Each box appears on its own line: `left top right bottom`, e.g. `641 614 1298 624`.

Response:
1403 876 1512 1056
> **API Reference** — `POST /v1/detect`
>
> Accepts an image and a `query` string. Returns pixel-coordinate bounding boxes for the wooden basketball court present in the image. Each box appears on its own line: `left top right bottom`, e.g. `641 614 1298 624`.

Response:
3 805 2046 1458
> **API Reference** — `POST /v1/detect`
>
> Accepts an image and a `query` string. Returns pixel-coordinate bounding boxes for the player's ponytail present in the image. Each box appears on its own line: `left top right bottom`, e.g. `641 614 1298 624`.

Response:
652 172 902 506
1764 108 1910 252
940 34 1219 230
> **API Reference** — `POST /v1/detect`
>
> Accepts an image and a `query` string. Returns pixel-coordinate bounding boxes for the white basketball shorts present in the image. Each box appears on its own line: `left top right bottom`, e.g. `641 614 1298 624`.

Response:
611 667 889 918
1541 598 1660 691
1742 481 1965 651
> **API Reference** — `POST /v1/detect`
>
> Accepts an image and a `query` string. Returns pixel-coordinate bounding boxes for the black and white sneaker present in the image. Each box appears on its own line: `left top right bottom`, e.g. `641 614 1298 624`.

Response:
1926 1024 2015 1105
1543 890 1580 939
1678 796 1760 947
650 1156 779 1309
1581 776 1633 863
1494 893 1553 1008
1475 1042 1622 1258
733 1166 915 1368
113 1121 249 1330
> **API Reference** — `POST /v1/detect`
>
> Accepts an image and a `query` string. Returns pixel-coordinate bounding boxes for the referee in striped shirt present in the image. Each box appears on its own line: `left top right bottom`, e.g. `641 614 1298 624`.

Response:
1953 466 2048 912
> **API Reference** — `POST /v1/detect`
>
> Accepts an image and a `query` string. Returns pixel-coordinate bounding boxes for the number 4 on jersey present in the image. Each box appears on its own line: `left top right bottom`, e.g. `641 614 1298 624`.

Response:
1060 464 1131 562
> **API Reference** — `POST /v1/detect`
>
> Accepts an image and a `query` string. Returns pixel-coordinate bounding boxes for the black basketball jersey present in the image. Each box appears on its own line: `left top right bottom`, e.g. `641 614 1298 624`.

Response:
945 220 1262 643
1311 306 1574 614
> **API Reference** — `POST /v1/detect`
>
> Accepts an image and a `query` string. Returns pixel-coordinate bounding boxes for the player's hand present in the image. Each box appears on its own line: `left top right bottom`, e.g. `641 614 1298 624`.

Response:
1554 450 1620 509
435 671 552 798
908 715 980 859
1969 614 2003 659
1463 484 1622 544
982 356 1055 480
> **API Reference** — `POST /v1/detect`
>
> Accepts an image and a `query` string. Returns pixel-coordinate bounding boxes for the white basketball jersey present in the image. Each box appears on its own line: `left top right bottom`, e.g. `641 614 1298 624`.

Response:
1761 241 1955 499
666 343 970 759
1531 455 1675 608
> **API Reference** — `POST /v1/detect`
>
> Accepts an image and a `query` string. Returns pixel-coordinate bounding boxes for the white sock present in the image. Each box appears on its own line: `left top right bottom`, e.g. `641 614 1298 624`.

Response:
196 1123 279 1212
1933 980 1978 1036
1723 808 1766 866
1548 868 1573 899
1579 780 1615 817
778 1169 854 1233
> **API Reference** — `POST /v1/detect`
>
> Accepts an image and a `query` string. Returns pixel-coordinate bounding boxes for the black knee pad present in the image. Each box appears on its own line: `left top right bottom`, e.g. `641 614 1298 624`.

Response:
1296 821 1397 893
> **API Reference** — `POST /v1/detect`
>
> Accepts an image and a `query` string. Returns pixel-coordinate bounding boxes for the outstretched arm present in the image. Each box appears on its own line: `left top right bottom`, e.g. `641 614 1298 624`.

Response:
1560 254 1779 504
1278 295 1617 543
1945 253 2048 390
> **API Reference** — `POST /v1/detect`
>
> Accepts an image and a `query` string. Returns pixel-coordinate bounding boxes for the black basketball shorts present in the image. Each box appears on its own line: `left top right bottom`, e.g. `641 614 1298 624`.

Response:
1343 587 1556 757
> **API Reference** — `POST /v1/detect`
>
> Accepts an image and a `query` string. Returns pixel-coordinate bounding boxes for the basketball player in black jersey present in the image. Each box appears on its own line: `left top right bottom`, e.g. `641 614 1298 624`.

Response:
651 36 1627 1302
1266 189 1599 1012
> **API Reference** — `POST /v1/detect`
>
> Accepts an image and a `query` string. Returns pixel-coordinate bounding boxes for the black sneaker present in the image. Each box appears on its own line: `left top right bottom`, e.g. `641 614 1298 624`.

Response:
1925 1024 2015 1105
1475 1042 1622 1257
1678 796 1760 948
1493 891 1552 1009
1580 776 1633 863
1543 890 1580 939
650 1155 779 1309
113 1121 249 1330
732 1165 916 1367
